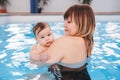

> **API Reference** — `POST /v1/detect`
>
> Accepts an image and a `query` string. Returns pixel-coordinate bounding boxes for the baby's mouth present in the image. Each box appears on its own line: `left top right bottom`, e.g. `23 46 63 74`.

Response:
46 42 52 46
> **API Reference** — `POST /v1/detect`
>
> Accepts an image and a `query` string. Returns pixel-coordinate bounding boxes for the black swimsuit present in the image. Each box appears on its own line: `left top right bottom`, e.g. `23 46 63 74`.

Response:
48 60 91 80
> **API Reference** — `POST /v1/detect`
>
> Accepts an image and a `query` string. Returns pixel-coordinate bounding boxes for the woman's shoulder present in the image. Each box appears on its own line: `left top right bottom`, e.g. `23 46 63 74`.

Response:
51 36 83 48
56 36 74 41
54 36 71 43
55 36 83 43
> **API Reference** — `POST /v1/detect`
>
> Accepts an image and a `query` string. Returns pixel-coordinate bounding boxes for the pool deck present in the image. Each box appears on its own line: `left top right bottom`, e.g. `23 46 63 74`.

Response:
0 12 120 24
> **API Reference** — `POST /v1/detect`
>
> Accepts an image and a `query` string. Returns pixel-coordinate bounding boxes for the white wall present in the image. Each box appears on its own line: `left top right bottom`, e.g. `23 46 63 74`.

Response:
91 0 120 12
6 0 120 13
7 0 30 13
43 0 80 12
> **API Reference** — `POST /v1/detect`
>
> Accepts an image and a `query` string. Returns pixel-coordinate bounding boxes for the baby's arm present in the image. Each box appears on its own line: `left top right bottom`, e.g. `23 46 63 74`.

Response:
30 44 49 62
30 44 42 61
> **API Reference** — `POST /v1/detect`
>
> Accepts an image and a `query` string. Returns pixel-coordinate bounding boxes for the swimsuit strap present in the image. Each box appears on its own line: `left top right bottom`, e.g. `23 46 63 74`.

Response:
48 63 87 80
58 63 88 72
58 58 88 68
48 58 90 80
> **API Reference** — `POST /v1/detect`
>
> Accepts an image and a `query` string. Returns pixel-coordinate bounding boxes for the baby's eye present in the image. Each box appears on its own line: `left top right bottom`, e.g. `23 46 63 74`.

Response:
48 33 51 36
40 36 45 39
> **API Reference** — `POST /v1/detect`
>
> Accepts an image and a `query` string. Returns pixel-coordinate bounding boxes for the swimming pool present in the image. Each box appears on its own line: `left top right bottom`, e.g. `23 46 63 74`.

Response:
0 15 120 80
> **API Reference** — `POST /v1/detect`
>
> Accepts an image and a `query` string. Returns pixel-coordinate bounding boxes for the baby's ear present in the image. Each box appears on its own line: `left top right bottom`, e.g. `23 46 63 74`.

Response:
34 38 38 44
34 37 37 40
36 41 39 44
35 37 39 41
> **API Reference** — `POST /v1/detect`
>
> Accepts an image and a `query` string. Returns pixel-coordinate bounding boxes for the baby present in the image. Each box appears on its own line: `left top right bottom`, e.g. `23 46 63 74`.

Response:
30 22 54 61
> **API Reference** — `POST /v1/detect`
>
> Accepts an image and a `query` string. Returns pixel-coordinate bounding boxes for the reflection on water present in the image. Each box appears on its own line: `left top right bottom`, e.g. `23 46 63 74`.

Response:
0 22 120 80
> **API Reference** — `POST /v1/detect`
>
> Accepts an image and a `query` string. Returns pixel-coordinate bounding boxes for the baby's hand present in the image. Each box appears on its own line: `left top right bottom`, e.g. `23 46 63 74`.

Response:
39 53 49 62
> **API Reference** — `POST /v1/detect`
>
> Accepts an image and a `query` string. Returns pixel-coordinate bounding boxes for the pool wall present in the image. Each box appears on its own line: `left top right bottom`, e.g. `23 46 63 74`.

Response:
0 15 120 24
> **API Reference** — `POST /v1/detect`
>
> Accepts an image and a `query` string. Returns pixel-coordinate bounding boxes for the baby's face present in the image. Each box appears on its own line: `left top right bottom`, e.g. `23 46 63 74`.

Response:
36 26 54 47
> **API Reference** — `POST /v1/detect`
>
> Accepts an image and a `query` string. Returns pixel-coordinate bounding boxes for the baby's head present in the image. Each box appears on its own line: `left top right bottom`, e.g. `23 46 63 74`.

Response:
33 22 54 47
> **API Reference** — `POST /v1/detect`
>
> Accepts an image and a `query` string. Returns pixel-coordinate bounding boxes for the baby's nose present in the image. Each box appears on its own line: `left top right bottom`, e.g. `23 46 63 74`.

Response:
45 37 49 40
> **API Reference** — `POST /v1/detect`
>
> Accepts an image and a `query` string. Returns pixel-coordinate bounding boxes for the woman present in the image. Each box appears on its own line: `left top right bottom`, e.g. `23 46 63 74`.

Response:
31 4 95 80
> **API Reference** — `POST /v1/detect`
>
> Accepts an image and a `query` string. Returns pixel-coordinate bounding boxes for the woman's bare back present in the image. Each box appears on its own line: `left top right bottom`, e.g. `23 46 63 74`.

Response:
46 36 87 64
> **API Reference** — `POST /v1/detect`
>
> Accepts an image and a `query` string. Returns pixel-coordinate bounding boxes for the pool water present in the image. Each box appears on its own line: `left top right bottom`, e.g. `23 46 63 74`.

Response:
0 21 120 80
